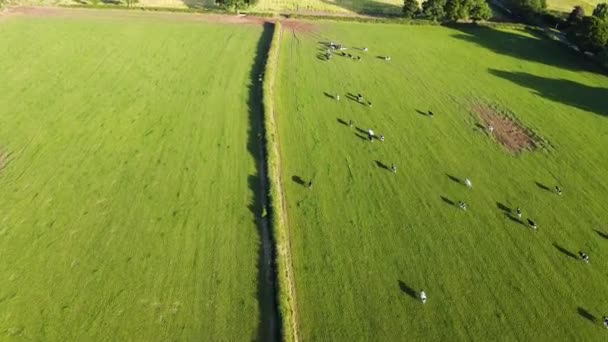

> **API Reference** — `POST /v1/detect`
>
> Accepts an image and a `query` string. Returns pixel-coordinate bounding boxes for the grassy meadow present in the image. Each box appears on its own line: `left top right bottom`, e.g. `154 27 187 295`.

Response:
275 21 608 340
0 12 268 340
547 0 604 13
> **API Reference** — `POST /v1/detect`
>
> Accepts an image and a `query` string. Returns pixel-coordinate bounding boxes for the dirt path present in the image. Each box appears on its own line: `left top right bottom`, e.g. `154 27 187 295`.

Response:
267 24 301 342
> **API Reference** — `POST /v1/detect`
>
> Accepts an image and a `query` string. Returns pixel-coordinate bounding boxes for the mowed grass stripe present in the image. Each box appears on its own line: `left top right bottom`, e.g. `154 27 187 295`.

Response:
0 15 263 340
276 22 608 340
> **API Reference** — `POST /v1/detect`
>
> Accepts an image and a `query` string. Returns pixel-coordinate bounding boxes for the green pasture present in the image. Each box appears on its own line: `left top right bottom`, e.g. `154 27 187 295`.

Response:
275 21 608 340
0 13 267 340
252 0 404 14
547 0 604 13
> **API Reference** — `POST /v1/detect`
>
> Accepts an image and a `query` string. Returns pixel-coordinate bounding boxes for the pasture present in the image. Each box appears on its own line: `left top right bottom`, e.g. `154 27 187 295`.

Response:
0 10 270 340
275 21 608 340
252 0 404 14
546 0 604 13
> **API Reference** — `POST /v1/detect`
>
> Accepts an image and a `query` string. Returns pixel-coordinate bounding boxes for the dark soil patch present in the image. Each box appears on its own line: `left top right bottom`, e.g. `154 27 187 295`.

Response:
472 104 546 154
281 19 317 34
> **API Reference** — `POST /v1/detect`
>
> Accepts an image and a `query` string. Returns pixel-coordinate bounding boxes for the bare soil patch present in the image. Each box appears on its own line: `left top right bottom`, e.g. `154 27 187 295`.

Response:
472 104 545 154
281 19 317 34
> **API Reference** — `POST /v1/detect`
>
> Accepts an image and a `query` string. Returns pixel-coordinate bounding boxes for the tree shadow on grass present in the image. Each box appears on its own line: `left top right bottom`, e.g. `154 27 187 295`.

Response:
553 243 578 260
577 307 596 324
489 70 608 117
448 24 604 75
245 23 279 342
398 280 418 299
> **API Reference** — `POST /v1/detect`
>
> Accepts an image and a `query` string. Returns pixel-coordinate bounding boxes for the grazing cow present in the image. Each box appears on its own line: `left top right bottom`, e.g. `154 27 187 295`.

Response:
308 180 313 189
465 178 472 188
516 207 522 219
555 186 562 195
357 94 364 103
349 119 353 127
391 164 397 174
385 56 391 61
604 316 608 329
363 47 368 52
488 124 494 133
380 135 385 142
527 219 537 230
459 201 467 211
420 290 427 304
336 94 340 101
368 101 372 107
579 251 590 263
428 110 434 117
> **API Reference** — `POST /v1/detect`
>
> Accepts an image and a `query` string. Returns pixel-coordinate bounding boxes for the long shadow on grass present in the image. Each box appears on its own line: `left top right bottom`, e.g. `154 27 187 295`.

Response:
594 229 608 240
489 70 608 117
292 175 306 186
534 181 552 193
440 196 456 207
398 280 418 299
553 243 578 260
446 173 462 185
246 22 280 342
448 24 605 75
577 307 597 323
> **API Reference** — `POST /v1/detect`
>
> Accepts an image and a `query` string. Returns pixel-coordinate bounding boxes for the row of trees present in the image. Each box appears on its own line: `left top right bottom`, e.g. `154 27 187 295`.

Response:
403 0 493 22
215 0 256 11
566 3 608 54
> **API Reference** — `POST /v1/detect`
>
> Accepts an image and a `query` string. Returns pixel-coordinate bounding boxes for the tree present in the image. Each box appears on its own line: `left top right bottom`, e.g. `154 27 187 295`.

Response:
422 0 447 20
593 3 608 21
444 0 469 21
567 6 585 25
403 0 421 18
570 16 608 52
469 0 492 21
216 0 251 12
507 0 546 18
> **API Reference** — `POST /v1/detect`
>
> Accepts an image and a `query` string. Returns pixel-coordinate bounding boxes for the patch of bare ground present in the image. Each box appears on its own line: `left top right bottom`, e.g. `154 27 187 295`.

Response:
4 6 271 26
281 19 317 34
472 104 547 154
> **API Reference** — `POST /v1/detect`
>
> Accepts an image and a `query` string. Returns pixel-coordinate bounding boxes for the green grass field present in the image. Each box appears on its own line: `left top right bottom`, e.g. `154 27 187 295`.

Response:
275 22 608 340
0 11 268 340
252 0 403 14
546 0 603 13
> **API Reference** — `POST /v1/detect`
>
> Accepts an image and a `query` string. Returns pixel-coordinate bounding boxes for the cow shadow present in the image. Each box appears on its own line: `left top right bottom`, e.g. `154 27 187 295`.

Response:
440 196 456 206
553 243 577 260
324 92 336 100
337 118 349 126
496 202 511 213
577 307 596 323
292 175 306 186
416 109 429 116
446 174 462 185
535 181 552 192
397 280 418 299
375 160 389 170
594 229 608 240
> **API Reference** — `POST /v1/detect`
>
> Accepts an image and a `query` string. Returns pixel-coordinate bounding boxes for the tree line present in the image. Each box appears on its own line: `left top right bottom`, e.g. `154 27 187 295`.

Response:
565 3 608 56
403 0 492 21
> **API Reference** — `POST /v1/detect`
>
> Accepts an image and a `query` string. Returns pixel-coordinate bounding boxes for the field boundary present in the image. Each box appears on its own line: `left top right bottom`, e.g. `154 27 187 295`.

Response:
262 21 300 342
